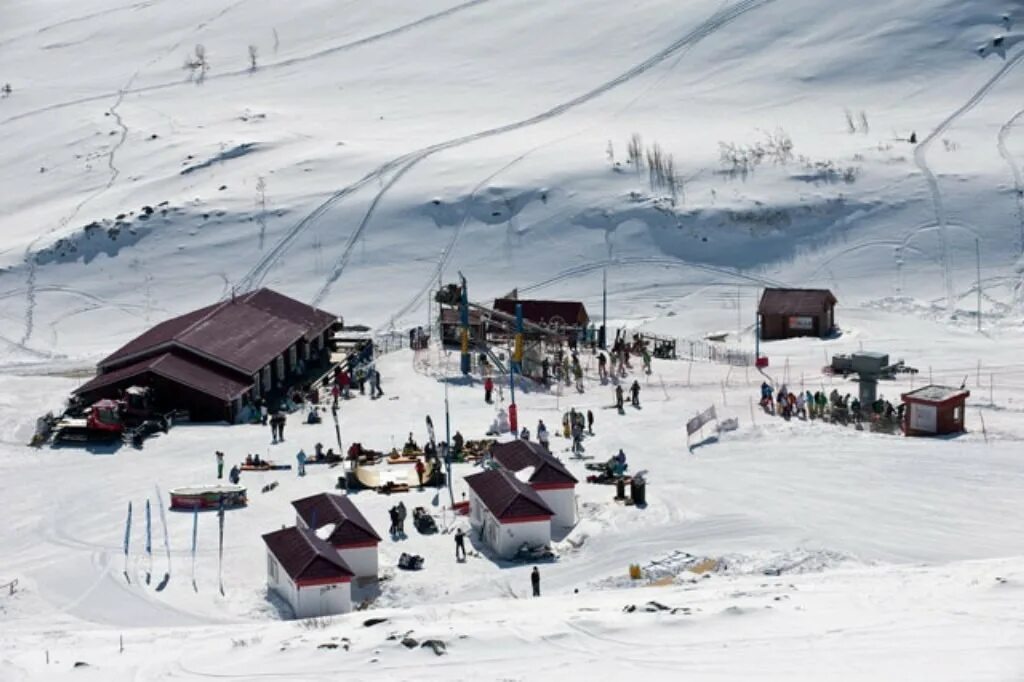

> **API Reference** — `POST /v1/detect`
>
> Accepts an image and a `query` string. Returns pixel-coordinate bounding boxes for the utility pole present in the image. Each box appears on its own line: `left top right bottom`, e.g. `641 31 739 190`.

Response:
976 238 982 332
601 268 607 350
459 272 470 374
443 351 454 507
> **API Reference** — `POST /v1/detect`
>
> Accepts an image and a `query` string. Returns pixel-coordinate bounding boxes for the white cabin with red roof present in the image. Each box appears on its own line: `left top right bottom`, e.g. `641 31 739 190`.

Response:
292 492 382 579
464 468 555 560
262 525 353 619
489 440 578 527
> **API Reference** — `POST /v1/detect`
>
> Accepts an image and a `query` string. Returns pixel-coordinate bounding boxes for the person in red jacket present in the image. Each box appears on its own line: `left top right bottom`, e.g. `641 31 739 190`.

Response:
415 458 426 488
484 377 494 404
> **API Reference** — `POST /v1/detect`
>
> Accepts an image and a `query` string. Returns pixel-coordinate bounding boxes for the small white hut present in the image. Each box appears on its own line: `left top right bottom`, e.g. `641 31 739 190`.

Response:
490 440 578 527
292 492 382 579
464 468 554 559
262 526 354 618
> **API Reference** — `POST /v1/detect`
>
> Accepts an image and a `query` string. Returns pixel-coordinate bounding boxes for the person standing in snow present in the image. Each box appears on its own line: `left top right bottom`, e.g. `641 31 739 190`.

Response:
415 458 426 487
520 426 530 441
615 384 624 412
228 465 240 485
388 506 398 536
537 420 549 449
371 368 383 398
278 412 287 442
484 376 494 404
455 528 467 561
296 449 306 476
215 451 225 479
531 566 541 597
396 502 407 535
642 346 652 375
630 380 641 408
541 357 550 387
587 409 594 435
597 352 607 381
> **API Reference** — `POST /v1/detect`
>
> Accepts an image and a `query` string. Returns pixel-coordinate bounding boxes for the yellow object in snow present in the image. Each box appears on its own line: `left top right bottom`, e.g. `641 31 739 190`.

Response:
629 564 642 580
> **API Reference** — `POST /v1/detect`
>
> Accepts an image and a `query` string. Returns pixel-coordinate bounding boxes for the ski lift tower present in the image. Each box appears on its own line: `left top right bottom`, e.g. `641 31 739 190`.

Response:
850 351 889 412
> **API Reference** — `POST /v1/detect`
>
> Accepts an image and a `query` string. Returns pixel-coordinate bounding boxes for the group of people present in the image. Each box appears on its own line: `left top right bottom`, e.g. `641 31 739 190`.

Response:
562 408 594 455
388 501 408 536
613 380 642 411
759 382 902 423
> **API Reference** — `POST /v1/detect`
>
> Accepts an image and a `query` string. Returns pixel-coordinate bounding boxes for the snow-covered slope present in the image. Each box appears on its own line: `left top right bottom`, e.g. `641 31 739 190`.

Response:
2 1 1024 679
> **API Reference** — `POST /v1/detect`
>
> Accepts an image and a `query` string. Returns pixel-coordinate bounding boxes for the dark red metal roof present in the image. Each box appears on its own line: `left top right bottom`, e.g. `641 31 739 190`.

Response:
757 288 837 316
464 468 554 521
75 351 253 400
98 288 339 373
493 298 589 327
291 493 381 546
238 289 337 341
490 440 578 486
262 526 354 582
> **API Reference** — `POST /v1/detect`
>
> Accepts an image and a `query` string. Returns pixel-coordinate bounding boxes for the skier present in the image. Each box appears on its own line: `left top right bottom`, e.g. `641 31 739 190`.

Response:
415 458 426 487
296 449 307 477
587 409 594 435
630 380 641 408
215 450 225 479
615 384 625 412
531 566 541 597
537 420 549 450
484 377 494 404
454 528 467 561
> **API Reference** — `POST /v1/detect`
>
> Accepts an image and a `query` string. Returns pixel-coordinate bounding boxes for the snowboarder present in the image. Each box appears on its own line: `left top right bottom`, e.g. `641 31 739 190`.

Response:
615 384 624 412
415 458 426 487
455 528 466 561
228 465 240 485
215 450 224 479
537 420 549 450
587 409 594 435
296 449 307 477
531 566 541 597
630 380 641 408
484 376 494 404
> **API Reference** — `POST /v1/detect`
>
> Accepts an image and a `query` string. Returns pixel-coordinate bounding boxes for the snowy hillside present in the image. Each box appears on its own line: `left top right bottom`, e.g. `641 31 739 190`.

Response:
2 0 1024 679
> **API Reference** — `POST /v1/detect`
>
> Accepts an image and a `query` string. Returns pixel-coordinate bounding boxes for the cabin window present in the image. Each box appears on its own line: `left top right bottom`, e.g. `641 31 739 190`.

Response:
268 555 278 581
953 406 962 423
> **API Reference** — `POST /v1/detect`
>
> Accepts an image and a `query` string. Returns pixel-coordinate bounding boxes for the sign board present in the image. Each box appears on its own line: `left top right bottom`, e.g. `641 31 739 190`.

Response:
909 403 937 433
686 405 717 436
788 316 814 331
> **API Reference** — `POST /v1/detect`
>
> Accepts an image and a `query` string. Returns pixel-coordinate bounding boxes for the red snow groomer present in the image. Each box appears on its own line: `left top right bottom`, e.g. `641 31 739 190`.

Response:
51 386 172 447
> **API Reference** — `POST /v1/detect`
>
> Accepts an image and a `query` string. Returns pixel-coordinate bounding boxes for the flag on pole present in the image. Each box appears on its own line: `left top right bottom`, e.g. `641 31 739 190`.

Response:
123 502 133 558
145 499 152 557
217 497 225 594
191 503 199 584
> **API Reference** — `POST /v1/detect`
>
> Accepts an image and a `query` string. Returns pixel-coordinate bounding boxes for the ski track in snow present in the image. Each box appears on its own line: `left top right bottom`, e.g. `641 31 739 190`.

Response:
0 0 494 127
304 0 776 306
913 46 1024 310
996 106 1024 256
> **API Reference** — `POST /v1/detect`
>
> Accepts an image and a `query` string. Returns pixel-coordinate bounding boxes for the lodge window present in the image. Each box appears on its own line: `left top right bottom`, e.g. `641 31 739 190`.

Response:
953 406 962 423
268 556 278 581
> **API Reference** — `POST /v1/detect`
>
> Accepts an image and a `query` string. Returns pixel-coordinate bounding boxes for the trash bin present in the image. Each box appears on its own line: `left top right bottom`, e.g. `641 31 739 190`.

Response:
615 478 626 500
630 477 646 506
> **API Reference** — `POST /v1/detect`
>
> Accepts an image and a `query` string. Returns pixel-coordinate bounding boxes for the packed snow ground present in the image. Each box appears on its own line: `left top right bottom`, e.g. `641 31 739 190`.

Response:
3 0 1024 678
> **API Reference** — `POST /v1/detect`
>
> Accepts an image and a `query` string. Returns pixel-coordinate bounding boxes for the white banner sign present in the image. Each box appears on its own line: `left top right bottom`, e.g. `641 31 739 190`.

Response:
686 405 717 436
